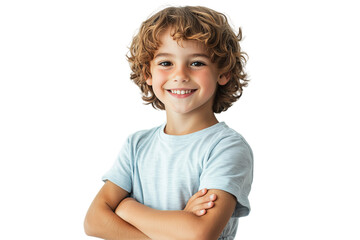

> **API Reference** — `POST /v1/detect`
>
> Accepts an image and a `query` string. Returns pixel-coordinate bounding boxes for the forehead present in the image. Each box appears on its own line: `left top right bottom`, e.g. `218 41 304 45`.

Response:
156 28 208 54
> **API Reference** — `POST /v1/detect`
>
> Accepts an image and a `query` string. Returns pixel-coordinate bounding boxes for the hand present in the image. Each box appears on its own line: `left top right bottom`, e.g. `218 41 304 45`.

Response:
184 188 217 216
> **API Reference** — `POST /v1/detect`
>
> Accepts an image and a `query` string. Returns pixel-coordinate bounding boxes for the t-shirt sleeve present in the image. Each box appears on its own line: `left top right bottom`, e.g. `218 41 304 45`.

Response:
199 135 253 218
102 136 133 193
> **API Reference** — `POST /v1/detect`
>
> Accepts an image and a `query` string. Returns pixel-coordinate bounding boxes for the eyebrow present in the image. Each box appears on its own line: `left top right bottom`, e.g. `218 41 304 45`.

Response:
154 53 210 59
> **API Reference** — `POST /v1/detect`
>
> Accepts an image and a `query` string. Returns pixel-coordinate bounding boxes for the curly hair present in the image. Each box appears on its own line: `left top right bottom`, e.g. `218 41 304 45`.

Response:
127 6 249 113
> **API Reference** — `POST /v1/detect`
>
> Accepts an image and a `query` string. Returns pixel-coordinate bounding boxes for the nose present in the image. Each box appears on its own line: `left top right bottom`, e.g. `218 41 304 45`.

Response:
173 64 189 82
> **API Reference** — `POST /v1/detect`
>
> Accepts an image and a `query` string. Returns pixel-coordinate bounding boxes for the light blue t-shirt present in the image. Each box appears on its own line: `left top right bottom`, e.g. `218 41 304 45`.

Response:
103 122 253 239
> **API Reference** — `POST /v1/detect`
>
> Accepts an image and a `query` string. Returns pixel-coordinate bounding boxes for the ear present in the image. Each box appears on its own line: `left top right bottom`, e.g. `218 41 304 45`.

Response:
218 72 231 85
146 77 152 86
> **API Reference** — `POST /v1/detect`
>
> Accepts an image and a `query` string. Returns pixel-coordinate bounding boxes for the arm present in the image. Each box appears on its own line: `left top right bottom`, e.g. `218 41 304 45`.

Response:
84 180 150 240
116 189 236 240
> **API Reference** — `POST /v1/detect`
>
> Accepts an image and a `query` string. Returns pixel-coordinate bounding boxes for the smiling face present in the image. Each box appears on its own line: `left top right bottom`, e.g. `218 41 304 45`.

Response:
146 28 230 116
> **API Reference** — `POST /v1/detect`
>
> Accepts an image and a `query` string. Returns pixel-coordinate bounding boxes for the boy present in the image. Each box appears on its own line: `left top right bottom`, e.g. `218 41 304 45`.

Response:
84 6 253 240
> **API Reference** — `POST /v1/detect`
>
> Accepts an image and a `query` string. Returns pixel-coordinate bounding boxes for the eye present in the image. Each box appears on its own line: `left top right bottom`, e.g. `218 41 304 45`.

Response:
191 61 206 67
159 61 172 67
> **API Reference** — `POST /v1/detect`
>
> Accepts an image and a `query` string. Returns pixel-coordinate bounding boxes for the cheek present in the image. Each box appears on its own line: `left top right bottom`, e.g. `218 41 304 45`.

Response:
151 70 169 97
196 72 218 91
152 70 168 86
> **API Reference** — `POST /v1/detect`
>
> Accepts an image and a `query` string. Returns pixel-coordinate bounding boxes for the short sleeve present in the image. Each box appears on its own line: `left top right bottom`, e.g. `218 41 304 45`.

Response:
199 135 253 218
102 136 133 193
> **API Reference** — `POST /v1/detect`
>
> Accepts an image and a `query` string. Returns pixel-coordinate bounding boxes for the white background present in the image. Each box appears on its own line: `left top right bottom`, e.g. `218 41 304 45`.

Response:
1 0 359 239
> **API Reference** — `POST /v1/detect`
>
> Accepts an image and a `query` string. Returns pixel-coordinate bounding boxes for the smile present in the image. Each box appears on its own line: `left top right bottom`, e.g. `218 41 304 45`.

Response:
170 89 195 95
167 89 197 98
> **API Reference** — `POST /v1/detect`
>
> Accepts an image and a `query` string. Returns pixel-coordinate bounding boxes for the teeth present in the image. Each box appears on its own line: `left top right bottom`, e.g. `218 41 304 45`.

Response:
171 90 193 95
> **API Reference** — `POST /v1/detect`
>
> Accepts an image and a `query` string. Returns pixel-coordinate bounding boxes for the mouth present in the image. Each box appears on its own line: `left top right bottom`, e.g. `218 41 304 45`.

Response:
166 88 197 98
167 89 197 95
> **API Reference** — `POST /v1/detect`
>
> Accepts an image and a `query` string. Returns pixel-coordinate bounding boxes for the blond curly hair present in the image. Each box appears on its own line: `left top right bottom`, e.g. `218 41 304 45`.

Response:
128 6 249 113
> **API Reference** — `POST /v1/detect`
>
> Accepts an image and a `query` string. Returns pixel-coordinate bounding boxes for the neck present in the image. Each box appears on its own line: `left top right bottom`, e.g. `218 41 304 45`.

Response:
164 109 218 135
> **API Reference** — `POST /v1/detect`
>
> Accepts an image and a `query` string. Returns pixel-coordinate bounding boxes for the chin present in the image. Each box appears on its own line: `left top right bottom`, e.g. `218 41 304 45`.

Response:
170 106 195 114
173 109 193 114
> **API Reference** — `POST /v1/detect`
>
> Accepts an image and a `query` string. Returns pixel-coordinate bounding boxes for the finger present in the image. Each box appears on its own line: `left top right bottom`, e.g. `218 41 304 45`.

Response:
194 201 215 212
191 188 208 201
203 201 214 209
199 188 208 197
209 193 217 201
190 200 214 214
196 193 218 204
194 201 215 216
190 192 217 208
195 209 206 216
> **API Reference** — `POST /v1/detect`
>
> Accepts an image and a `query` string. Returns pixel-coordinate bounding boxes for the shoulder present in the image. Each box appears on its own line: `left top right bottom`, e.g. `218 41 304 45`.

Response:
125 124 164 150
212 123 253 158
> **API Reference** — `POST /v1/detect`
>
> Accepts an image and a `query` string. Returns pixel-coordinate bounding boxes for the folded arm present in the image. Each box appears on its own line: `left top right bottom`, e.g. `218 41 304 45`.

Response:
116 189 236 240
84 180 150 240
84 181 218 239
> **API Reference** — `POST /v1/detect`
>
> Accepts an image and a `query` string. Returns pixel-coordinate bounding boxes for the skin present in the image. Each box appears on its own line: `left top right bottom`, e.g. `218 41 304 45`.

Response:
183 188 217 216
84 181 216 240
115 190 235 240
84 181 150 240
146 28 230 135
84 28 236 240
